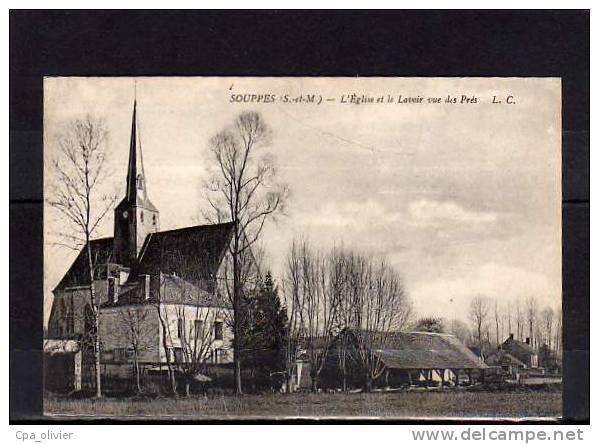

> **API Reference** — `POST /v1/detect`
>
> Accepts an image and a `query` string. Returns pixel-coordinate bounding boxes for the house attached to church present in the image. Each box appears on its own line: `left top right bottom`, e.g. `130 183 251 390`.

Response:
45 101 242 392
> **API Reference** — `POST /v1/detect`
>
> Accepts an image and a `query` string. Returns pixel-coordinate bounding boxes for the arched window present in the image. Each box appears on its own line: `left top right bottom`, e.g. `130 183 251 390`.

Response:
140 211 144 223
136 174 144 190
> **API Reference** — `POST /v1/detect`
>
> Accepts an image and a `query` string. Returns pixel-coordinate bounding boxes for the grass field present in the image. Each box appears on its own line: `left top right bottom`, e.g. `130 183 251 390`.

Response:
45 389 562 420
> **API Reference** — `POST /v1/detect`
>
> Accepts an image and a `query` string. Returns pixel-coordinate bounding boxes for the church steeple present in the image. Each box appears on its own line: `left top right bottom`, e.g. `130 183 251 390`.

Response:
126 100 140 200
114 99 160 267
125 101 145 202
125 100 154 208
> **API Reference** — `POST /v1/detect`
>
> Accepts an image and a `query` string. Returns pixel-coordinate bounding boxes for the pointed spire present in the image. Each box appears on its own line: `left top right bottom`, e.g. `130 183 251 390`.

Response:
113 94 159 267
123 97 158 212
126 99 136 199
125 99 148 202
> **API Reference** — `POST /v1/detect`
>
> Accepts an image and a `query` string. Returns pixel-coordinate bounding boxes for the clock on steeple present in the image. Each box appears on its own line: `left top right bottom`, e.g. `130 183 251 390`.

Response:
113 100 160 268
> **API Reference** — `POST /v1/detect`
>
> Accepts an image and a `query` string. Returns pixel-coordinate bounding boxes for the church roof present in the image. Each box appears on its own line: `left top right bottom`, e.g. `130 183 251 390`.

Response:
54 237 115 291
100 273 231 309
54 222 235 292
134 222 235 280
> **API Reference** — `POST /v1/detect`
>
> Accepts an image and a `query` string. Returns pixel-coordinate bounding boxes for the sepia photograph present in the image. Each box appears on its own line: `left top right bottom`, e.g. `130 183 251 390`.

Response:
42 76 562 420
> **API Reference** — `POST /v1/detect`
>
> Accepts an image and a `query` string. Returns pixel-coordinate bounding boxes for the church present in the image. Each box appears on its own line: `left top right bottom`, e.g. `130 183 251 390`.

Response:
45 101 239 392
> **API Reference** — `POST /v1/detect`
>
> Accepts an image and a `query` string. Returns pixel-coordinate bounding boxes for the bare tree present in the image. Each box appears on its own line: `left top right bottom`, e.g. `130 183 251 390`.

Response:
515 299 523 340
469 295 490 358
499 307 505 344
285 241 341 392
155 290 178 396
554 309 562 356
159 298 227 396
304 243 340 391
349 257 411 391
118 306 154 392
330 249 367 391
203 111 288 394
283 241 304 393
526 296 538 346
334 249 373 391
152 244 233 396
493 299 500 346
286 243 411 392
47 116 116 397
216 240 264 389
505 300 512 338
540 306 554 349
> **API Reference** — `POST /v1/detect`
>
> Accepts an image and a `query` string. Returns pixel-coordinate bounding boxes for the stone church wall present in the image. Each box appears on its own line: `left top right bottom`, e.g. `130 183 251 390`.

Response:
98 304 161 364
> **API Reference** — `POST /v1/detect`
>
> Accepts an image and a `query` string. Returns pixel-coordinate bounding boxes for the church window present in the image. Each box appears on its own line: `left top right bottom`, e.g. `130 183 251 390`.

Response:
140 211 144 223
213 349 224 364
136 174 144 190
177 318 184 338
214 321 223 340
153 214 157 225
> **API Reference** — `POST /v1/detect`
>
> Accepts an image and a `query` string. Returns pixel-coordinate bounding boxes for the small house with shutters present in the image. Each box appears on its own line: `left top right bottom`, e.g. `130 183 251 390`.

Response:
485 349 527 377
499 334 539 369
45 101 245 392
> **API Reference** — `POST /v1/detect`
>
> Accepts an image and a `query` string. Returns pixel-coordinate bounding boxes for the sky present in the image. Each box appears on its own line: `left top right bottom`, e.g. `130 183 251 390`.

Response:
43 77 562 326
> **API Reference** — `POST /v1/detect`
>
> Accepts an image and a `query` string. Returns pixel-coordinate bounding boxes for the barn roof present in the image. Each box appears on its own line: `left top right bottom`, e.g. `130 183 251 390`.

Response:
348 330 488 370
502 337 537 356
54 222 235 292
486 350 527 367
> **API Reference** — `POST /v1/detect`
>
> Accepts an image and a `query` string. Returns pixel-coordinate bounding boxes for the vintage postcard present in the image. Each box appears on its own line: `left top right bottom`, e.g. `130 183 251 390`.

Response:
43 77 562 419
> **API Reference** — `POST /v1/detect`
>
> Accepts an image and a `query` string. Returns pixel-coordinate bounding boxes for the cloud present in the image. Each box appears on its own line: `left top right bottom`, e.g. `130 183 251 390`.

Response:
410 262 561 323
408 198 497 225
299 198 498 234
44 78 561 327
296 199 403 230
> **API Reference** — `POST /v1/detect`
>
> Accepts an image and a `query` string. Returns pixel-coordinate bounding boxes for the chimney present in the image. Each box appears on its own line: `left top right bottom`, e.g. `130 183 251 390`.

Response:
141 274 150 300
509 333 514 340
525 337 530 345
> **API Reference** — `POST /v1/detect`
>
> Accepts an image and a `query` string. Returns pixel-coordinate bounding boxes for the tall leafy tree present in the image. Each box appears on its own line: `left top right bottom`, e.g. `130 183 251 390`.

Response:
245 272 288 390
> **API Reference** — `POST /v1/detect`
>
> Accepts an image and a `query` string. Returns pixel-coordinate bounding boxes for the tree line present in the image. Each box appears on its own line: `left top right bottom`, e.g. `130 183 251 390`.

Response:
413 295 562 359
284 241 412 392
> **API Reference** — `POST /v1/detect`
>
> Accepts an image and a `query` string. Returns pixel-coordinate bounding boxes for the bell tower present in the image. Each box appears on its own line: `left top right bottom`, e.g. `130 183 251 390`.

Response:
113 100 160 267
